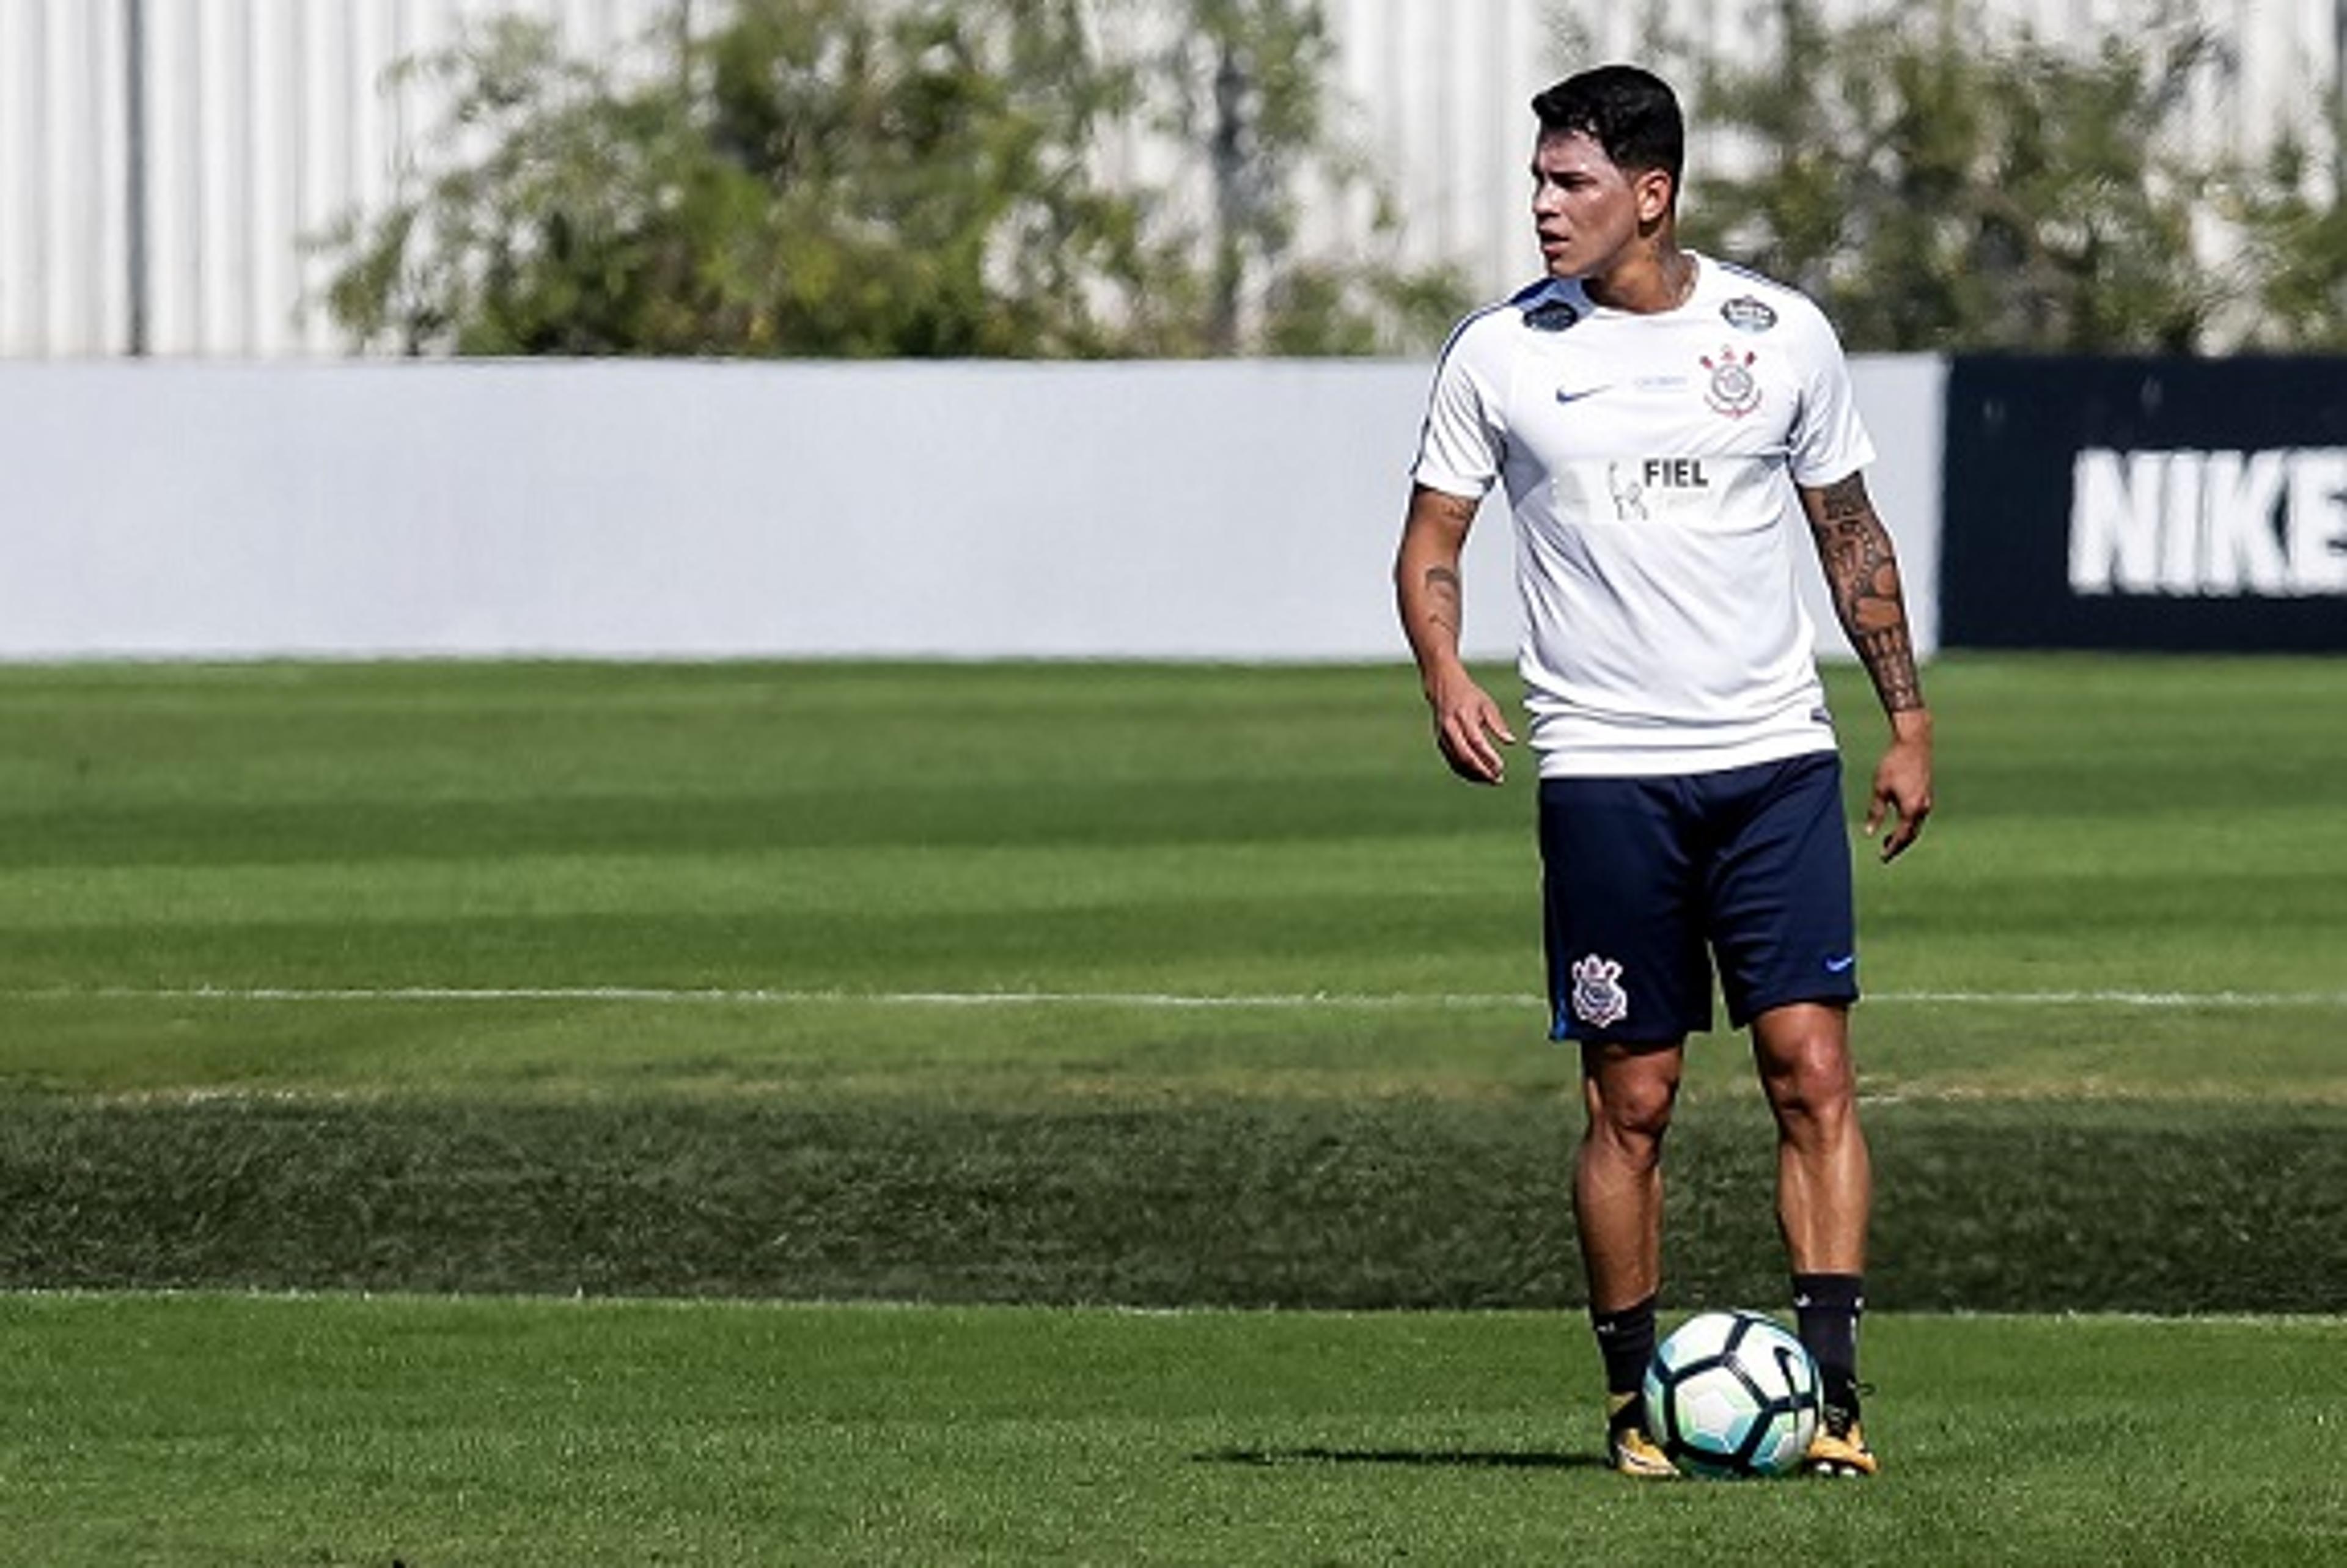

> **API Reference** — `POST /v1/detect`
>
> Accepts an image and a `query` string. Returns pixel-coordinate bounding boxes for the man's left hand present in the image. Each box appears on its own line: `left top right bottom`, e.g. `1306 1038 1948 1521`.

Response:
1865 713 1933 862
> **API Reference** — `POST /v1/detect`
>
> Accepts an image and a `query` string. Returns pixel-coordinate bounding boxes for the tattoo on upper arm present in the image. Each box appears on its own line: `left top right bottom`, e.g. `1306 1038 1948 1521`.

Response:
1423 491 1480 529
1403 489 1479 645
1812 474 1873 525
1808 477 1925 713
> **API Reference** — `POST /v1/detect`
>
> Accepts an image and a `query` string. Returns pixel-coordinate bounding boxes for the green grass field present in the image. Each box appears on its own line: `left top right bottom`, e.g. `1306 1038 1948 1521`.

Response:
5 1296 2342 1566
1 654 2343 1562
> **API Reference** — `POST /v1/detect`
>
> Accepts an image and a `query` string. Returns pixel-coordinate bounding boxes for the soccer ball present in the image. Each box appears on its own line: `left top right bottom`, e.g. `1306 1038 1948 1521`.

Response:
1641 1309 1821 1478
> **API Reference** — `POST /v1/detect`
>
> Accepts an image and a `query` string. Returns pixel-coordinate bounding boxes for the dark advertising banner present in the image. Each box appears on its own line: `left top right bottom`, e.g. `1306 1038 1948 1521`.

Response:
1941 357 2347 650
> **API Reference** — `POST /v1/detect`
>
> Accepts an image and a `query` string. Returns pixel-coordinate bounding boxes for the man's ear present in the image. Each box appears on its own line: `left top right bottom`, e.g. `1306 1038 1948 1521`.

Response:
1635 167 1677 225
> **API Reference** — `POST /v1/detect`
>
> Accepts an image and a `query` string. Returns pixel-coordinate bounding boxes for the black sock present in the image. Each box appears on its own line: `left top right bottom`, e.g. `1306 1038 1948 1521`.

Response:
1590 1295 1658 1399
1792 1273 1865 1412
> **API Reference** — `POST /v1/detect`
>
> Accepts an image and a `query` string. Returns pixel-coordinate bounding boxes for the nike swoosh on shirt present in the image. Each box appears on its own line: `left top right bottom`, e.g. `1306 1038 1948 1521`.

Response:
1554 385 1609 404
1824 954 1858 974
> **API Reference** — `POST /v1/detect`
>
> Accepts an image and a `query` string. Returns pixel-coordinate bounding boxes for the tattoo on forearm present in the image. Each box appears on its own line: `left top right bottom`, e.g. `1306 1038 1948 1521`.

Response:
1422 565 1463 640
1852 621 1922 712
1810 477 1925 713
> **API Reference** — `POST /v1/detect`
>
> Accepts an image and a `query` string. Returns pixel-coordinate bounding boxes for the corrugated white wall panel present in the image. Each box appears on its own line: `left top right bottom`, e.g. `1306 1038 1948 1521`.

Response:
0 0 672 358
2 0 123 356
1329 0 2347 306
2 1 2340 357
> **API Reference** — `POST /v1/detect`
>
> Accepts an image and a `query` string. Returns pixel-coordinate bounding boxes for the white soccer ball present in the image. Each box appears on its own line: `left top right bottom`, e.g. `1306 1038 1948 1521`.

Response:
1641 1309 1821 1478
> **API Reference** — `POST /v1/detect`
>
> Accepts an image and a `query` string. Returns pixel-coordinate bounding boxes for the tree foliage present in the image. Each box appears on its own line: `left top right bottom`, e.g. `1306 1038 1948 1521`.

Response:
2231 108 2347 351
319 0 1464 358
1682 1 2231 353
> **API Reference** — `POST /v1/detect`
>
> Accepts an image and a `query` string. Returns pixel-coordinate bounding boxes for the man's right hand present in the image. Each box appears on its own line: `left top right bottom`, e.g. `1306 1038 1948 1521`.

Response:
1427 670 1517 785
1394 484 1513 784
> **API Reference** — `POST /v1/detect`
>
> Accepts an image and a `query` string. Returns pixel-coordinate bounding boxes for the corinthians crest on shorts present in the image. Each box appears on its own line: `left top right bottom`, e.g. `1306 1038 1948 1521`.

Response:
1570 953 1630 1028
1701 345 1762 417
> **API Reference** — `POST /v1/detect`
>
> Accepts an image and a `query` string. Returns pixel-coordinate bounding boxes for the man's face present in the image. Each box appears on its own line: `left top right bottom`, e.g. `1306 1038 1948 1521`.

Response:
1530 129 1664 279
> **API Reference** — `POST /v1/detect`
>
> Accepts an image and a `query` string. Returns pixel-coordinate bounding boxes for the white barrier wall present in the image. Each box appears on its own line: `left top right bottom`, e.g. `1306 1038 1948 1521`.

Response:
0 357 1942 662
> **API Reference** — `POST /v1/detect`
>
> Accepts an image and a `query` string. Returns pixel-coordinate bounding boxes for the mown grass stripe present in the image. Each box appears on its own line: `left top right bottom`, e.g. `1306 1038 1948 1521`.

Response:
2 1094 2341 1313
8 984 2346 1008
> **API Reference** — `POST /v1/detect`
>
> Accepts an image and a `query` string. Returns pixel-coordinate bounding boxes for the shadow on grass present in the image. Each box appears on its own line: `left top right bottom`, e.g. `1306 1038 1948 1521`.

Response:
1195 1446 1602 1471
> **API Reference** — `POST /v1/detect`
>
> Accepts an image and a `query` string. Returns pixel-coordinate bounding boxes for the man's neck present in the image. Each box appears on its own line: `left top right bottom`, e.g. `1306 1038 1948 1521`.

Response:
1581 243 1696 315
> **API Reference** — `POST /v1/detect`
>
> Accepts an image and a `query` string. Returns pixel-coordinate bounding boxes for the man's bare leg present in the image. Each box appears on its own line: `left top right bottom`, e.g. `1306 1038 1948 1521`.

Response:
1575 1039 1687 1305
1750 1002 1870 1272
1576 1039 1686 1476
1751 1000 1878 1476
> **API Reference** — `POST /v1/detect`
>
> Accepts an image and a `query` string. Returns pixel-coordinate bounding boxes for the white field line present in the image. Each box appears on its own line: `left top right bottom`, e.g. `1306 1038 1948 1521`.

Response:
0 1288 2340 1327
7 985 2346 1009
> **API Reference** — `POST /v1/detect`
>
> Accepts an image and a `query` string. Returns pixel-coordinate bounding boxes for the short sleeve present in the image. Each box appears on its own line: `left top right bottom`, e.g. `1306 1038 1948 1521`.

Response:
1788 312 1876 488
1410 323 1504 499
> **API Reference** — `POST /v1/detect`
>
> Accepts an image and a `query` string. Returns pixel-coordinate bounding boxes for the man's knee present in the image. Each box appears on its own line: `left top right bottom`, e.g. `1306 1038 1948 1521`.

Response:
1583 1053 1683 1160
1754 1008 1860 1129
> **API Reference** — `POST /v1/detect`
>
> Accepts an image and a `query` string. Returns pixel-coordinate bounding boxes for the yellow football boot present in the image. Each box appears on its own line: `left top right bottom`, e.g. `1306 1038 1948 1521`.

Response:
1803 1403 1879 1478
1606 1393 1677 1479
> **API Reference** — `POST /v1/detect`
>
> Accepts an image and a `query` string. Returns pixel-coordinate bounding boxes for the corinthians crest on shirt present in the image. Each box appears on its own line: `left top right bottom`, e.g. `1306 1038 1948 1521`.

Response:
1701 345 1762 418
1570 954 1630 1028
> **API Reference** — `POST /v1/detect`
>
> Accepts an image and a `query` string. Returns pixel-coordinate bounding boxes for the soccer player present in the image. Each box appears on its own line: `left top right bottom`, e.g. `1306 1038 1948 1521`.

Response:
1393 64 1932 1479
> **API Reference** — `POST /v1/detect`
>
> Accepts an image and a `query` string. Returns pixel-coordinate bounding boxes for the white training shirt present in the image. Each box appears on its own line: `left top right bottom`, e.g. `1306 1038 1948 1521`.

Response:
1412 254 1874 779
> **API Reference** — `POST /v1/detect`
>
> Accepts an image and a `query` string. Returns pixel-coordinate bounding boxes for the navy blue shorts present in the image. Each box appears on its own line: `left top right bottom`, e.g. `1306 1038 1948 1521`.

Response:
1539 751 1858 1043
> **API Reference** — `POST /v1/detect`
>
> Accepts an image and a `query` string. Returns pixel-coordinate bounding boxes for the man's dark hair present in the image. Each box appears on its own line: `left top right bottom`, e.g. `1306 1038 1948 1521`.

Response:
1530 65 1684 190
